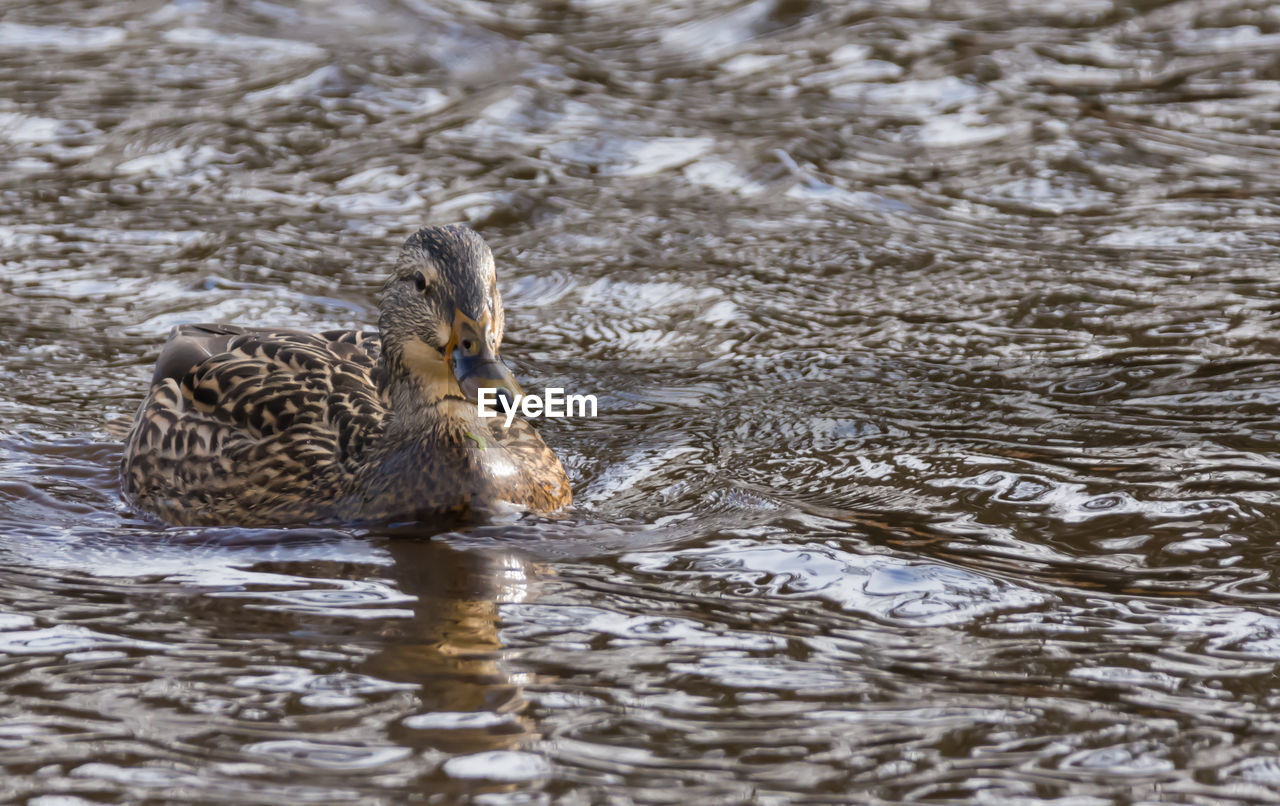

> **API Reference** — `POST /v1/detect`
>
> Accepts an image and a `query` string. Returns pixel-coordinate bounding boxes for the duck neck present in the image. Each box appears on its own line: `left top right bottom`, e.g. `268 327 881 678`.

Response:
375 348 475 443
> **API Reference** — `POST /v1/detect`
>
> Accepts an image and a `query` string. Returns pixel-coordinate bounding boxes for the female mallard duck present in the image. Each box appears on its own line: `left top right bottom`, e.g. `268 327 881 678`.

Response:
121 224 571 527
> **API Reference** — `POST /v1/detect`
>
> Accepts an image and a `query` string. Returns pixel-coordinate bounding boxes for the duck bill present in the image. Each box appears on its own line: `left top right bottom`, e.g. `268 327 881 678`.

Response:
448 310 522 408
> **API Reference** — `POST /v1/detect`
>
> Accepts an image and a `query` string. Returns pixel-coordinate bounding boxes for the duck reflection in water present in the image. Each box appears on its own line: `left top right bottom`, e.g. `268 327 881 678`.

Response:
366 537 535 756
155 534 545 793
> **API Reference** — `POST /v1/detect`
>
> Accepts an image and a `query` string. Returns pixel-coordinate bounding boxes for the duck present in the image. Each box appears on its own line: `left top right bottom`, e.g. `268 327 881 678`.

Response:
120 224 572 527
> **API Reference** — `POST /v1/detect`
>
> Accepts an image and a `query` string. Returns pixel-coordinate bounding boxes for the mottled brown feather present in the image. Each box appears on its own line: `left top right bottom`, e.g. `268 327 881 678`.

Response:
120 226 572 527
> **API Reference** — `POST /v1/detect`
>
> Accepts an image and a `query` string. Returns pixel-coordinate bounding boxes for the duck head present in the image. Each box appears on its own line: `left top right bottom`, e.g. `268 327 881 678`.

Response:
379 224 521 411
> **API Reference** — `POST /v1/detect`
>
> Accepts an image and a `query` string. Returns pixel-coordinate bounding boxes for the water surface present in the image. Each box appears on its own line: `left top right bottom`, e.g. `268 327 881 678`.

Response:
4 0 1280 802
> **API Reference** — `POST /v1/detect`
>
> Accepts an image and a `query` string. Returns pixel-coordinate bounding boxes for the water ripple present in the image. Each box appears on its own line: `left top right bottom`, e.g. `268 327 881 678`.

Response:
5 0 1280 801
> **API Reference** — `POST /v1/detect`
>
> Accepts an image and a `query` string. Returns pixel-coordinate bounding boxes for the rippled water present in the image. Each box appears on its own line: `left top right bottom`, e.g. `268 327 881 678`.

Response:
5 0 1280 801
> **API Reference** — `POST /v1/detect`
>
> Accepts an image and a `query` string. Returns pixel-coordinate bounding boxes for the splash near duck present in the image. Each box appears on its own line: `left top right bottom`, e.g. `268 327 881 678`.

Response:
120 225 572 527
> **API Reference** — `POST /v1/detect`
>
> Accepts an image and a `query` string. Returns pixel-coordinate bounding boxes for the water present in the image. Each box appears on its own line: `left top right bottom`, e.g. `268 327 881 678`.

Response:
3 0 1280 801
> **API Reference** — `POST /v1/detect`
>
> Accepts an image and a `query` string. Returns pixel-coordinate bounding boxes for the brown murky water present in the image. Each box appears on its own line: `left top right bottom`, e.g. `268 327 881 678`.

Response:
4 0 1280 802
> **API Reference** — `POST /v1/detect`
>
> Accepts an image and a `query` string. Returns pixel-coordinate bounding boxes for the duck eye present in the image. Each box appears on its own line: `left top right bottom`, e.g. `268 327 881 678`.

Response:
412 271 427 292
461 338 474 352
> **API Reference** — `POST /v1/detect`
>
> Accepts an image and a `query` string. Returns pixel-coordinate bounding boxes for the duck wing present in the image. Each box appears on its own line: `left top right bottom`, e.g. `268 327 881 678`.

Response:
122 324 385 525
150 324 381 384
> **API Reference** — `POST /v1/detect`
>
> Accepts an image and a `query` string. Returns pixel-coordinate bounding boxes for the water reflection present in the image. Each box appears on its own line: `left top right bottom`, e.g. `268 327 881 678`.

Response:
369 540 533 754
0 523 548 801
